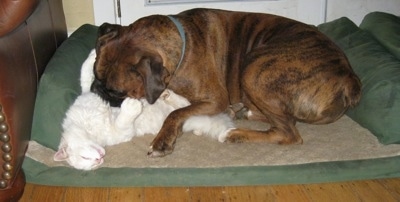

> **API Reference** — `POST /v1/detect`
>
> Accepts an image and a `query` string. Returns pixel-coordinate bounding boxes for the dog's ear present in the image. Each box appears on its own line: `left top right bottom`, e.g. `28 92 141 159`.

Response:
98 23 121 37
96 23 121 50
135 55 170 104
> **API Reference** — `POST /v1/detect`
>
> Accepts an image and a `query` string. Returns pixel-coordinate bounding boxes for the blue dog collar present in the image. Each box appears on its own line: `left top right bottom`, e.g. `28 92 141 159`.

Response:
167 15 186 70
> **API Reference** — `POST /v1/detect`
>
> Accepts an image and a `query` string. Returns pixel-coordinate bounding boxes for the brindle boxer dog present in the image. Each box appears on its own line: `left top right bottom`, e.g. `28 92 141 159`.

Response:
91 8 361 157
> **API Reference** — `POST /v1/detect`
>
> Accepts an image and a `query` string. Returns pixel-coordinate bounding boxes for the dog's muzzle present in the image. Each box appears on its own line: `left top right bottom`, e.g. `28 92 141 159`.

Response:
90 78 125 107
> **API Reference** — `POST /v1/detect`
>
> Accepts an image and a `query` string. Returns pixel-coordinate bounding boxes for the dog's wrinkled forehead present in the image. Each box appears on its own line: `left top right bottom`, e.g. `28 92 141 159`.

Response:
94 24 136 80
95 47 135 80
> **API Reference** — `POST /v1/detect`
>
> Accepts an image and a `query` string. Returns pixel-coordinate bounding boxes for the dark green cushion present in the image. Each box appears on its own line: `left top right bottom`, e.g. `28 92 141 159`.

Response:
360 12 400 60
31 16 400 150
318 17 400 144
318 17 360 40
31 24 98 150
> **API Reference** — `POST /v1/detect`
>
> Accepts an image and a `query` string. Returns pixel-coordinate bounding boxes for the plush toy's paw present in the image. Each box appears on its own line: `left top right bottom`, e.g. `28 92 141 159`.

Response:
192 130 203 136
116 98 143 127
121 98 142 117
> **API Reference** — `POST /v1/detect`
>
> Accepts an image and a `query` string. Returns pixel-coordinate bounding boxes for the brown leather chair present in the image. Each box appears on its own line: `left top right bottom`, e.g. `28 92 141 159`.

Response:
0 0 67 200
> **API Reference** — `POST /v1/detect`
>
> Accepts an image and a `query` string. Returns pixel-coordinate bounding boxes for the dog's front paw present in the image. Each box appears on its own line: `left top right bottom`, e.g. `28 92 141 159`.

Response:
121 98 142 116
225 134 246 143
224 129 248 143
147 137 174 158
147 146 173 158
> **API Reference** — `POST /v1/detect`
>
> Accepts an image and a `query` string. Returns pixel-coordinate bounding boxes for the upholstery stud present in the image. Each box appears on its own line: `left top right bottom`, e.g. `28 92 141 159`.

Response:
0 112 4 122
0 180 7 189
2 172 12 180
3 163 12 171
0 134 9 143
2 153 12 161
1 143 11 153
0 123 7 133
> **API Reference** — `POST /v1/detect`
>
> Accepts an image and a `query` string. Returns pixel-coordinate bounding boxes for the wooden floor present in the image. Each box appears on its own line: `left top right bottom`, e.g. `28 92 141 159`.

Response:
19 178 400 202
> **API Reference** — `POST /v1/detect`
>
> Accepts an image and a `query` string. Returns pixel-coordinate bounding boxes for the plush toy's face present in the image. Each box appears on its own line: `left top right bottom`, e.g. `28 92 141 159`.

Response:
54 142 105 171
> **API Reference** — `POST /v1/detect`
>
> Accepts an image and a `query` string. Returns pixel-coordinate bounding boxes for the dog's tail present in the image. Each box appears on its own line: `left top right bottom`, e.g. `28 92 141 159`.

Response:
342 73 362 108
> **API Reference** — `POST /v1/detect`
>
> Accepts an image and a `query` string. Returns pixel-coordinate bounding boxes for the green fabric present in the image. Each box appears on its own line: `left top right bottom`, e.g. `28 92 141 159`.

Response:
360 12 400 60
23 156 400 187
31 24 98 150
318 17 360 40
318 17 400 145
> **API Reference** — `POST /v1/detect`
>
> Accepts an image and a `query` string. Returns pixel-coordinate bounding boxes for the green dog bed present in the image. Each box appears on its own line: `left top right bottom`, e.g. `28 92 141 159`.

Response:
24 12 400 187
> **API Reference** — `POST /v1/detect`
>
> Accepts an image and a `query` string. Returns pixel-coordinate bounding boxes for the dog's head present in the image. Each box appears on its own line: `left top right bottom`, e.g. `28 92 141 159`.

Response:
91 23 170 106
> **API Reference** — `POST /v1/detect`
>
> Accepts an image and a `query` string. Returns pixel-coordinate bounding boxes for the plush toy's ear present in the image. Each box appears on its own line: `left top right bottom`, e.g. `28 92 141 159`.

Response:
135 55 170 104
53 148 68 161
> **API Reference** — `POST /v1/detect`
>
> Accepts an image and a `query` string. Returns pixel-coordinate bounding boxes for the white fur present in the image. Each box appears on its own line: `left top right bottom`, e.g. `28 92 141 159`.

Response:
80 49 96 93
183 114 235 143
54 49 235 170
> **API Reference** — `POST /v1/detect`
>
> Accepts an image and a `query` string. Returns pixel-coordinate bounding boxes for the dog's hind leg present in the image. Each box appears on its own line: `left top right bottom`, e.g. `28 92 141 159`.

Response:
225 113 303 144
224 55 304 144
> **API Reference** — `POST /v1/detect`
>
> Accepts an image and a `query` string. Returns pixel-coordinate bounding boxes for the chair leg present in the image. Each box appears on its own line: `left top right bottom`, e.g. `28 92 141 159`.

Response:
0 170 26 202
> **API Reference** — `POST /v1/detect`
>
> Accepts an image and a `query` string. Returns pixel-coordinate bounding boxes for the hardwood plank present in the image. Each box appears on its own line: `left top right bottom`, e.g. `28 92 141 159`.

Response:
350 180 398 202
377 178 400 199
17 178 400 202
19 183 35 202
189 186 226 201
29 185 66 202
303 182 360 202
109 187 144 202
270 184 311 202
144 187 190 202
224 185 274 201
64 187 109 202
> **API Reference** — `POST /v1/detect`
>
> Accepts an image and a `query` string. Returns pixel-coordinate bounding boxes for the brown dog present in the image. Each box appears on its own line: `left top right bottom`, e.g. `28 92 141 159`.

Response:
91 8 361 157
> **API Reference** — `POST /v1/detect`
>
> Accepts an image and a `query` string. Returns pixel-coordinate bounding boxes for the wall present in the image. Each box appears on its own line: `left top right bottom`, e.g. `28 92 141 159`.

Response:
326 0 400 25
62 0 95 33
117 0 322 25
94 0 327 26
63 0 400 32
